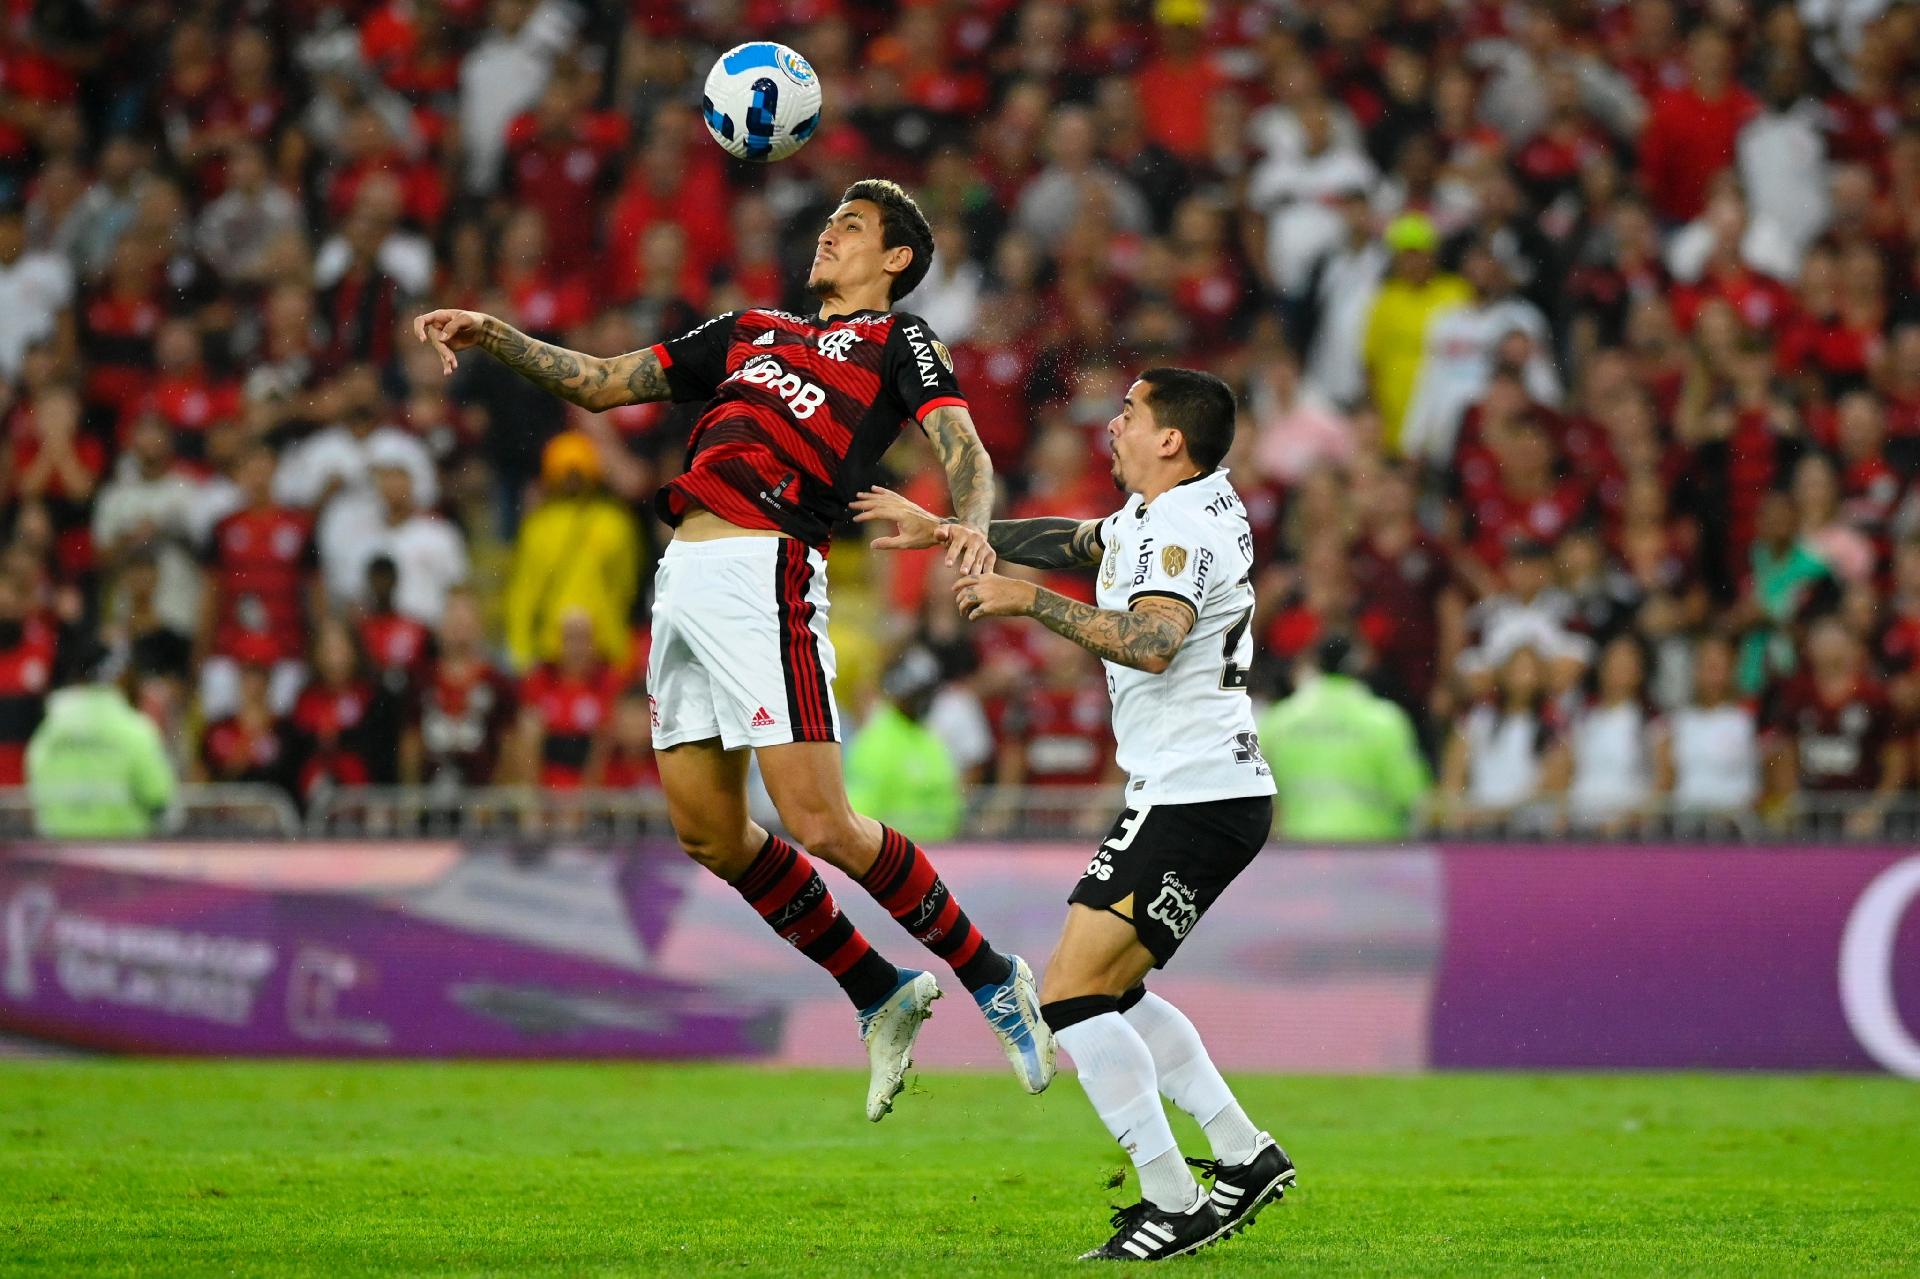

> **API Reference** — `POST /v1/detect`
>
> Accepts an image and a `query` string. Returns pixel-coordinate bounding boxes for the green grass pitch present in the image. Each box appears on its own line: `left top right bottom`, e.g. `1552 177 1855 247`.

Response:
2 1062 1916 1276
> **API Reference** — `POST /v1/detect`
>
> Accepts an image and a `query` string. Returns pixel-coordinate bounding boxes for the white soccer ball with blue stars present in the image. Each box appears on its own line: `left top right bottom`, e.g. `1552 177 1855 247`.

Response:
702 42 822 163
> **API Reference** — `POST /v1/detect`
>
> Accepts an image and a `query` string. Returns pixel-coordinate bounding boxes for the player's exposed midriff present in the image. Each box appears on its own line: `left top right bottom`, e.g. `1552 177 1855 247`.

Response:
674 505 795 542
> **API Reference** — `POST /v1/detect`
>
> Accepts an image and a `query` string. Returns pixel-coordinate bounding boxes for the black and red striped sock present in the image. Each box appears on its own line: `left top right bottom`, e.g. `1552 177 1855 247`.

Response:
859 825 1013 993
732 834 899 1010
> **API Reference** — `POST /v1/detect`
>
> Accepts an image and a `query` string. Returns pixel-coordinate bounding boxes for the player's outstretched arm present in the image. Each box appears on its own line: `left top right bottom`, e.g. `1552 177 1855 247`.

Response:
953 573 1195 674
851 487 1100 571
985 517 1104 570
413 309 670 411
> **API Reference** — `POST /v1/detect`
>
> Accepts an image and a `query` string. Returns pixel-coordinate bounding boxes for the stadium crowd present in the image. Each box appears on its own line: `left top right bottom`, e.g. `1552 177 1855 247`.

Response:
0 0 1918 835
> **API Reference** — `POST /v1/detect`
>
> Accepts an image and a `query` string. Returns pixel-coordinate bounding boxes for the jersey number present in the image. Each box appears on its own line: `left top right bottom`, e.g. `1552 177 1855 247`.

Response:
1219 607 1252 690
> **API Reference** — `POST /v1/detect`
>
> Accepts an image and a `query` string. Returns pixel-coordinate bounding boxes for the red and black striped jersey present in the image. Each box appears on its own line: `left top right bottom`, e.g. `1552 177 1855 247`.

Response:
650 307 968 547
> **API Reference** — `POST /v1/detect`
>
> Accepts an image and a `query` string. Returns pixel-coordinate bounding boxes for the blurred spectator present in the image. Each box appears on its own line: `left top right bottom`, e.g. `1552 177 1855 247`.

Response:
845 646 964 843
516 609 618 789
275 365 437 603
1762 616 1908 835
1296 184 1386 408
27 643 176 838
1400 240 1561 464
0 205 72 380
1459 538 1593 695
599 685 660 790
1556 633 1658 833
1638 27 1755 224
195 661 298 794
195 142 303 286
1259 634 1430 842
0 573 55 785
1439 644 1568 833
1249 97 1377 301
358 555 431 686
459 0 582 194
990 632 1119 798
92 413 205 636
1735 57 1831 265
200 445 317 718
1014 105 1150 250
325 453 467 624
403 587 518 786
1655 633 1762 824
290 618 399 800
504 430 637 669
1364 214 1471 453
1249 338 1355 486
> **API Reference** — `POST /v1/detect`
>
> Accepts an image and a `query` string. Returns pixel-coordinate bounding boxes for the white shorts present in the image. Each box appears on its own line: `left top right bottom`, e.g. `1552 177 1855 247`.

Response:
647 536 840 750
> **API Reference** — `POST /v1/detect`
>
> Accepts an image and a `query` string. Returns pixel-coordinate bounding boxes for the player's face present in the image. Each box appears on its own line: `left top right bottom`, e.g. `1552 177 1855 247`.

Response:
808 200 903 301
1105 380 1171 494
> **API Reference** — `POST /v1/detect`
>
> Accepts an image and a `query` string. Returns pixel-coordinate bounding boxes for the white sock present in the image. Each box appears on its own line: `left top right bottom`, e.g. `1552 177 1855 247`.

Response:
1054 1012 1200 1212
1124 991 1263 1165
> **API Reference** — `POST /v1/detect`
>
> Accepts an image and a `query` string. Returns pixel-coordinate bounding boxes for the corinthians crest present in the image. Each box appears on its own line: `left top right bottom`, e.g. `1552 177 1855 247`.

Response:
1146 872 1199 939
1161 544 1188 577
1100 543 1118 589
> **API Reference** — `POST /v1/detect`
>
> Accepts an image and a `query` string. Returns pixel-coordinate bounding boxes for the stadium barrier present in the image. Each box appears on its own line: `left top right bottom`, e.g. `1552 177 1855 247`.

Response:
1 839 1915 1077
0 785 300 839
0 784 1909 842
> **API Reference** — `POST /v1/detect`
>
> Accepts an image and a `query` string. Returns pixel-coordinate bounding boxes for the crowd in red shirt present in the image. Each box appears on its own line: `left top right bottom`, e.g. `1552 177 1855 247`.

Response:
0 1 1914 833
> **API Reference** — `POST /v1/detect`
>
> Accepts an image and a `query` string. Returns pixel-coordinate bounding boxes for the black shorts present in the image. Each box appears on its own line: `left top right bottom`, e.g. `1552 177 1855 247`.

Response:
1069 795 1274 967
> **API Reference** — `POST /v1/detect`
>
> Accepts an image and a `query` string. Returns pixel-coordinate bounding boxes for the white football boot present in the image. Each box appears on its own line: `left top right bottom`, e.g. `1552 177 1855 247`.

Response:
857 968 941 1121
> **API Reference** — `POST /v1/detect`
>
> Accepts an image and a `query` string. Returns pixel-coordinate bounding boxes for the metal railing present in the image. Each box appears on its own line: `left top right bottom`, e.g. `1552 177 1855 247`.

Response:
0 784 300 839
2 784 1919 844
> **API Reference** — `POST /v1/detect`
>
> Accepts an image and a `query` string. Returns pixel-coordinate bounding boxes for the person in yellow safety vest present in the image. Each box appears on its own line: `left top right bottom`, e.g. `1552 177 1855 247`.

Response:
1362 214 1471 455
505 431 640 669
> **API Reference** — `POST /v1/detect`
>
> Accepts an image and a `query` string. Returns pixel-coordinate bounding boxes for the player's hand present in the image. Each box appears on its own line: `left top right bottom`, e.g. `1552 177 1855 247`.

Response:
935 522 996 575
850 486 941 550
412 308 493 375
953 572 1033 622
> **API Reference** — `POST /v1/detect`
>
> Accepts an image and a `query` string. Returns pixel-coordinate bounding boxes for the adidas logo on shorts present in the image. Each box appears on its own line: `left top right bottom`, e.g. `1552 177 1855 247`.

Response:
753 330 775 346
751 706 777 728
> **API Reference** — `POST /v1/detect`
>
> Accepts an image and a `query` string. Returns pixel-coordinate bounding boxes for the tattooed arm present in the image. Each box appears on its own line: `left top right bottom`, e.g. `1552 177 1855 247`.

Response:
849 489 1104 570
954 573 1196 674
919 404 997 573
412 308 670 411
986 516 1105 570
920 404 994 530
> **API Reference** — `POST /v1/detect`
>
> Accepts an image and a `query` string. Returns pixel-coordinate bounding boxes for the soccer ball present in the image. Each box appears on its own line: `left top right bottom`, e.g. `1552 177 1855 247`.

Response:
701 42 822 163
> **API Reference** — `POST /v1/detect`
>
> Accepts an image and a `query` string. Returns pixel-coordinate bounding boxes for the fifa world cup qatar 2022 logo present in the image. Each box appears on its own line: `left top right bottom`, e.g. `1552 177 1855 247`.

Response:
3 883 57 1000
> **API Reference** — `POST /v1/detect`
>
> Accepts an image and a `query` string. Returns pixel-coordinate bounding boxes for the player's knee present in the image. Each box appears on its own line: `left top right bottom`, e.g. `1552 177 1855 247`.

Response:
676 825 756 878
780 806 864 866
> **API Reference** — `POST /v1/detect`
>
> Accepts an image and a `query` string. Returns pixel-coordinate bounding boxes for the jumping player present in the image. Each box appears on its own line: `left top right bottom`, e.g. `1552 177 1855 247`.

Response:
412 180 1053 1120
854 369 1293 1259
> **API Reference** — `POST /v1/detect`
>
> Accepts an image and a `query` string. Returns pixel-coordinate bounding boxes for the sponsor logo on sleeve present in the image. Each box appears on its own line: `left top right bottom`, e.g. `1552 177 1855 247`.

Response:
1131 538 1155 587
902 324 940 388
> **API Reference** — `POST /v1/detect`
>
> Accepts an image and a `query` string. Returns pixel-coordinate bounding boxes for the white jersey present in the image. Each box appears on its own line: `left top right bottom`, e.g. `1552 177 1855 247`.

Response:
1094 469 1276 806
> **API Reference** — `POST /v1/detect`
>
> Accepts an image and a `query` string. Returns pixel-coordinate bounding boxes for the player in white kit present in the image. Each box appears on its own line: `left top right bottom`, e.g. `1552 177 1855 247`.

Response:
853 368 1293 1262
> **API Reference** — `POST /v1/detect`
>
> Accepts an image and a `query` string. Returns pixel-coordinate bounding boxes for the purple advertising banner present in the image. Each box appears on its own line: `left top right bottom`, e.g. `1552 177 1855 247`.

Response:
4 841 1918 1075
1429 847 1920 1074
0 843 781 1058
